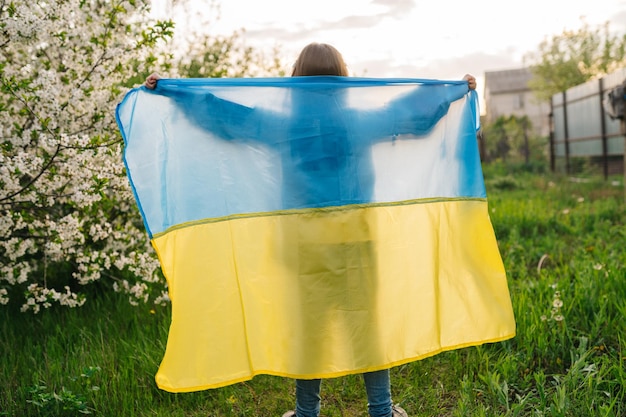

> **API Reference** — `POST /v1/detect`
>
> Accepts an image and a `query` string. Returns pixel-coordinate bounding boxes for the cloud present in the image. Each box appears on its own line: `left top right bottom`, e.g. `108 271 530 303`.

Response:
371 0 416 18
244 0 416 41
318 0 416 29
321 14 385 30
244 27 312 43
608 9 626 28
352 52 522 79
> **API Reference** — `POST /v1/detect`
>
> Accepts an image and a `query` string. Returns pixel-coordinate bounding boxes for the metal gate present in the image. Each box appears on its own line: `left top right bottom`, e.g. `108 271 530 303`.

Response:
550 67 626 178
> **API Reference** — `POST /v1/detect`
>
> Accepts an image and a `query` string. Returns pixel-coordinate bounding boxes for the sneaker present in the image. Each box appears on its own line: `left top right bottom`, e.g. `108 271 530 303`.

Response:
281 411 296 417
392 404 408 417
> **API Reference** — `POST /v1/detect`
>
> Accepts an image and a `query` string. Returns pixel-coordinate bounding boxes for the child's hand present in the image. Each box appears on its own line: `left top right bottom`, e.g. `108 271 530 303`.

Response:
463 74 477 90
145 73 161 89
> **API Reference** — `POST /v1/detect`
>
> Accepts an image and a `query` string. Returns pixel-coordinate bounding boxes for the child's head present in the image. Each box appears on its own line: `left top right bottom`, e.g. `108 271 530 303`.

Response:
292 43 349 77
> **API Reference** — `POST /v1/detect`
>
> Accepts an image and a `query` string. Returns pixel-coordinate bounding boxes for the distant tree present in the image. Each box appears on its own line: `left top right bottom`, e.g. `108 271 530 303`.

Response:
524 20 626 101
157 1 287 79
483 117 510 162
483 115 540 163
176 30 285 78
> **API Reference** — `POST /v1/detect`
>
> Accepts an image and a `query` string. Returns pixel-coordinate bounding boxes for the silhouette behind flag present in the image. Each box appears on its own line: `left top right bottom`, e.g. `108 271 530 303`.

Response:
116 76 516 393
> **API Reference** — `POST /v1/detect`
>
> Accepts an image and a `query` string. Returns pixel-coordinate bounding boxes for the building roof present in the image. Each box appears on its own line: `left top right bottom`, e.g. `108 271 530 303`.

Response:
485 68 533 94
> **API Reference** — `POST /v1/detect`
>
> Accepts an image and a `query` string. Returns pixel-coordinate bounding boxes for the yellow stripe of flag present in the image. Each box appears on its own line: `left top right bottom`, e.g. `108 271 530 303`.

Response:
153 199 515 392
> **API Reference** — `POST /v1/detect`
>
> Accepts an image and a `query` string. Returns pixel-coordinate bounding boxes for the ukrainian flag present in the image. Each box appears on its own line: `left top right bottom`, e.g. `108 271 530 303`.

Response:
116 76 515 393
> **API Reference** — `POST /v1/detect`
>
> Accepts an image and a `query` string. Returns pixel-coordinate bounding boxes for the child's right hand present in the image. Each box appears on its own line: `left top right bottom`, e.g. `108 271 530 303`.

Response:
463 74 477 91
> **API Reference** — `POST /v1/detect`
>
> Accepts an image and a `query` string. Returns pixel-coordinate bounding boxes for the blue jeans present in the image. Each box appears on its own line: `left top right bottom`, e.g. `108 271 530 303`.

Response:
295 369 392 417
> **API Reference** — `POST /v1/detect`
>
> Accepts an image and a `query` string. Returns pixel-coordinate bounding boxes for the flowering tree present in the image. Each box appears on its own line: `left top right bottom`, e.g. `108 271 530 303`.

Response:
0 0 174 312
1 0 287 313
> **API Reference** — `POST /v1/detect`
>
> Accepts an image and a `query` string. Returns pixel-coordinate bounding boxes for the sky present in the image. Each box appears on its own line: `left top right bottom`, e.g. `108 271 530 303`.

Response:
152 0 626 108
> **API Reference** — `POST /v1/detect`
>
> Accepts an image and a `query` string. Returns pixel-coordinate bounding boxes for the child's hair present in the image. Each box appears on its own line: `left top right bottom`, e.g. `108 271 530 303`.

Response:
292 43 349 77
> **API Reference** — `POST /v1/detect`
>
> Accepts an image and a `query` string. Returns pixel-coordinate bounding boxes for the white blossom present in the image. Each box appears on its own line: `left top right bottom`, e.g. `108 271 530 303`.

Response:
0 289 9 305
1 0 174 312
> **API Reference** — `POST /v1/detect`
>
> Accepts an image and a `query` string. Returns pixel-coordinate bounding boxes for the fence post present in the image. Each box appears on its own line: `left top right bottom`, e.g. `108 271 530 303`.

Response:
599 78 609 180
562 91 570 175
549 99 555 172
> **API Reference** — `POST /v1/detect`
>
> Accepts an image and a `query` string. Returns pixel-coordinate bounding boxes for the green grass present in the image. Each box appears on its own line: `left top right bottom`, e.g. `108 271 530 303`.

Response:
1 169 625 416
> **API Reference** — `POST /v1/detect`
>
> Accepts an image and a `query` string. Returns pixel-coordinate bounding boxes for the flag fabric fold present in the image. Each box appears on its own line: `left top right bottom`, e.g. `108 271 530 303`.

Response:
116 76 515 393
